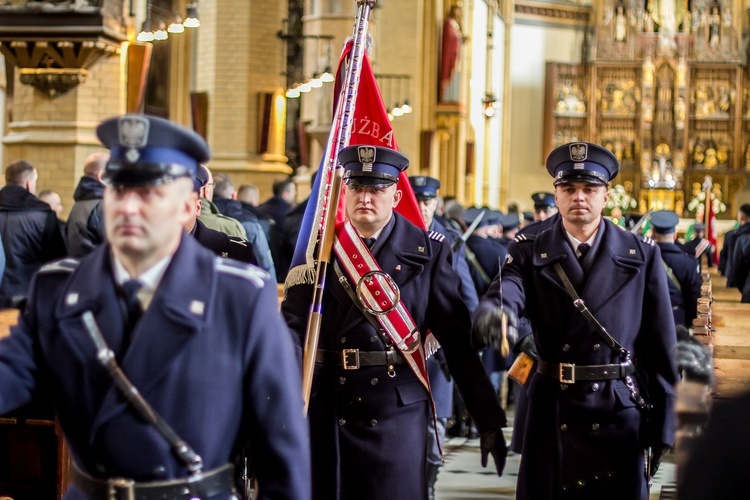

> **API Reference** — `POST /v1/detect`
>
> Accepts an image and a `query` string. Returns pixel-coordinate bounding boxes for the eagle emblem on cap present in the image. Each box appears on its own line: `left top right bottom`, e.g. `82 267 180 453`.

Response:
118 116 149 163
358 146 376 172
569 143 587 162
414 176 426 186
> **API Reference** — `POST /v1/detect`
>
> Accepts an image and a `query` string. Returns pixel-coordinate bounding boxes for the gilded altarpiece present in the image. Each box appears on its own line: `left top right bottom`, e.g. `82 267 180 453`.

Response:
544 0 748 218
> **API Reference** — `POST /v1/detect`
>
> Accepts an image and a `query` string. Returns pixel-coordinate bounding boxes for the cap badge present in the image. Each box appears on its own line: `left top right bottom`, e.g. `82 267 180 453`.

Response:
414 177 426 186
119 116 149 163
358 146 376 172
569 143 588 162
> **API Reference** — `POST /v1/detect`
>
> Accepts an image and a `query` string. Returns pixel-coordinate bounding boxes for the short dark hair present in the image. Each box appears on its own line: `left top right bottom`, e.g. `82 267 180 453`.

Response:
213 172 235 199
740 204 750 218
5 160 36 185
272 178 295 197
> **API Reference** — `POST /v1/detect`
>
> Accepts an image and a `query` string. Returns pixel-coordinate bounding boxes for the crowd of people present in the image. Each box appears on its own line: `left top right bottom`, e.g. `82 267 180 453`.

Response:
0 114 739 500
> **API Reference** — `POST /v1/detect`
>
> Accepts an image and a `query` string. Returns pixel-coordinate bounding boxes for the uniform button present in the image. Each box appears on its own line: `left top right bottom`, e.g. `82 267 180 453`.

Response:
355 396 363 403
593 343 601 351
592 423 600 431
340 337 347 344
560 384 568 391
370 419 378 427
152 465 166 476
591 383 600 392
338 418 346 426
371 378 379 386
560 423 568 431
562 344 570 352
95 463 106 473
339 377 346 385
370 336 378 343
576 480 586 488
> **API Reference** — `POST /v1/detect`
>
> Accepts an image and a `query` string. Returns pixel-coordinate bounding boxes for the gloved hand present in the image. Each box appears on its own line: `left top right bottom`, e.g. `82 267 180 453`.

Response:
513 333 539 359
649 444 670 478
674 335 714 385
479 429 507 477
472 302 518 352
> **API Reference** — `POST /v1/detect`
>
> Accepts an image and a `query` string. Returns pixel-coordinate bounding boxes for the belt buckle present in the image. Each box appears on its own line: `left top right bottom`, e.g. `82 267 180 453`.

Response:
559 363 575 384
342 349 360 370
107 477 135 500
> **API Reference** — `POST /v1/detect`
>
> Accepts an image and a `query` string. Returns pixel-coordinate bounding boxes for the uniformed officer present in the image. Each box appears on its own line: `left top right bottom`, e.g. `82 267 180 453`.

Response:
0 114 310 499
281 145 507 500
682 222 715 269
474 141 678 499
187 166 257 264
464 208 508 297
727 204 750 301
531 191 558 221
650 210 702 328
409 175 478 499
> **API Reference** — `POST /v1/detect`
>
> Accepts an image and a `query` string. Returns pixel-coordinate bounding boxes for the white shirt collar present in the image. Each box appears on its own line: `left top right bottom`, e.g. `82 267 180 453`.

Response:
565 228 598 257
112 254 172 310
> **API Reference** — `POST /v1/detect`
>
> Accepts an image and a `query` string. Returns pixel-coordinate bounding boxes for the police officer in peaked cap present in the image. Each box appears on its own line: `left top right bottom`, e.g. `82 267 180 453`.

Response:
474 141 678 499
409 174 479 499
282 145 508 500
0 114 310 499
531 191 558 221
651 210 702 328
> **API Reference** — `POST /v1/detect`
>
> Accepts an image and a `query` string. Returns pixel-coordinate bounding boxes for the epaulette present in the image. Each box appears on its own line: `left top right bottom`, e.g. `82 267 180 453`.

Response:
428 230 445 243
640 236 656 247
215 258 268 288
514 233 536 244
229 237 248 247
39 258 79 274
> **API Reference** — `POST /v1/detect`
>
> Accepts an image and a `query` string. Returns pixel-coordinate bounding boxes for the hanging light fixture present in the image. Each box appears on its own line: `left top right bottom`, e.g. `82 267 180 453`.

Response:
184 3 200 28
168 16 185 34
286 87 301 98
153 22 169 41
320 68 335 83
136 15 154 42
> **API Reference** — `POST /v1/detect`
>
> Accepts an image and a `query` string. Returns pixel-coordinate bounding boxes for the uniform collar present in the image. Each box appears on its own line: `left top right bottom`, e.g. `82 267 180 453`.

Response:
112 252 172 310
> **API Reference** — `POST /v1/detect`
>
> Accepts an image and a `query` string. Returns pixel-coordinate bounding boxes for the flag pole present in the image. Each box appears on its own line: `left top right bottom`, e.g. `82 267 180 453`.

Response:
301 0 378 414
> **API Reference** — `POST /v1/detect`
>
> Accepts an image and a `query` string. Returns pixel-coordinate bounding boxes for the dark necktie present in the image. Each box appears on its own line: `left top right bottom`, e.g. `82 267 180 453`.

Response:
122 279 143 346
363 237 376 249
577 243 591 261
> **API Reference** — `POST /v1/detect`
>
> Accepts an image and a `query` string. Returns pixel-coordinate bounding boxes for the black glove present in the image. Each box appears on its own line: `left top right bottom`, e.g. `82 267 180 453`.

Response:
479 430 507 477
513 333 539 359
472 302 518 351
649 444 670 478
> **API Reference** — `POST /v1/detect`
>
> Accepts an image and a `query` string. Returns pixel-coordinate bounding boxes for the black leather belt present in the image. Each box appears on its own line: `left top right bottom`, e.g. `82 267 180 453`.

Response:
71 463 234 500
537 359 635 384
316 348 405 370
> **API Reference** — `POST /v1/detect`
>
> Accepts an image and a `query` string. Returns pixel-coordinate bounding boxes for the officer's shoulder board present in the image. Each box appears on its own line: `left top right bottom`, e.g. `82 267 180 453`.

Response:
215 258 268 288
229 236 248 247
513 233 536 244
39 258 80 275
639 235 656 247
428 230 445 243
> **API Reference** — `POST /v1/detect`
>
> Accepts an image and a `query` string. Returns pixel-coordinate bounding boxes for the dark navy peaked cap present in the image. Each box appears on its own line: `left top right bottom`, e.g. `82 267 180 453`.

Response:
409 175 441 200
97 114 210 188
501 213 520 231
461 207 489 228
531 191 556 209
339 145 409 187
651 210 680 234
546 142 619 186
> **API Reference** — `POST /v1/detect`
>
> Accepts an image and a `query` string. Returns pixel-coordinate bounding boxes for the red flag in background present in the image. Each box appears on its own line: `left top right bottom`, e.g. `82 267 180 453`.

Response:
704 179 718 265
332 40 424 229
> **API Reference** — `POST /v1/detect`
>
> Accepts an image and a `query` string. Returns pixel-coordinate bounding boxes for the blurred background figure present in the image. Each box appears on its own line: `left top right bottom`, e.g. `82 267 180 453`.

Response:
67 152 108 258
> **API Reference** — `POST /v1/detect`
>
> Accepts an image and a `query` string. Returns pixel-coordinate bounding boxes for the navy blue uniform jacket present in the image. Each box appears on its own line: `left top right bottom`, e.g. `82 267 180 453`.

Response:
657 241 701 327
282 213 505 500
482 218 677 500
0 235 310 500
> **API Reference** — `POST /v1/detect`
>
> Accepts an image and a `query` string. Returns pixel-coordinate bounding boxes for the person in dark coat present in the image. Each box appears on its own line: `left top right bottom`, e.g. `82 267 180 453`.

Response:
650 210 702 328
474 142 678 500
282 145 507 500
409 175 479 499
464 208 508 297
258 178 297 282
67 152 108 257
531 191 558 221
682 222 715 269
724 204 750 285
0 160 67 305
212 172 275 278
728 204 750 301
0 114 310 500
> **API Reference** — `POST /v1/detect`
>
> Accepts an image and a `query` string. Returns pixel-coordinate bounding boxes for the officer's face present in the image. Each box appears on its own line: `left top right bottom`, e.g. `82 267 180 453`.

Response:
555 182 610 225
418 197 438 227
344 183 402 236
104 178 196 268
534 206 558 221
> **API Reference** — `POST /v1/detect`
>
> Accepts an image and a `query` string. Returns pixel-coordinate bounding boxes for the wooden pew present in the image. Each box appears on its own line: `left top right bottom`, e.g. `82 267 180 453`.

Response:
0 309 70 500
